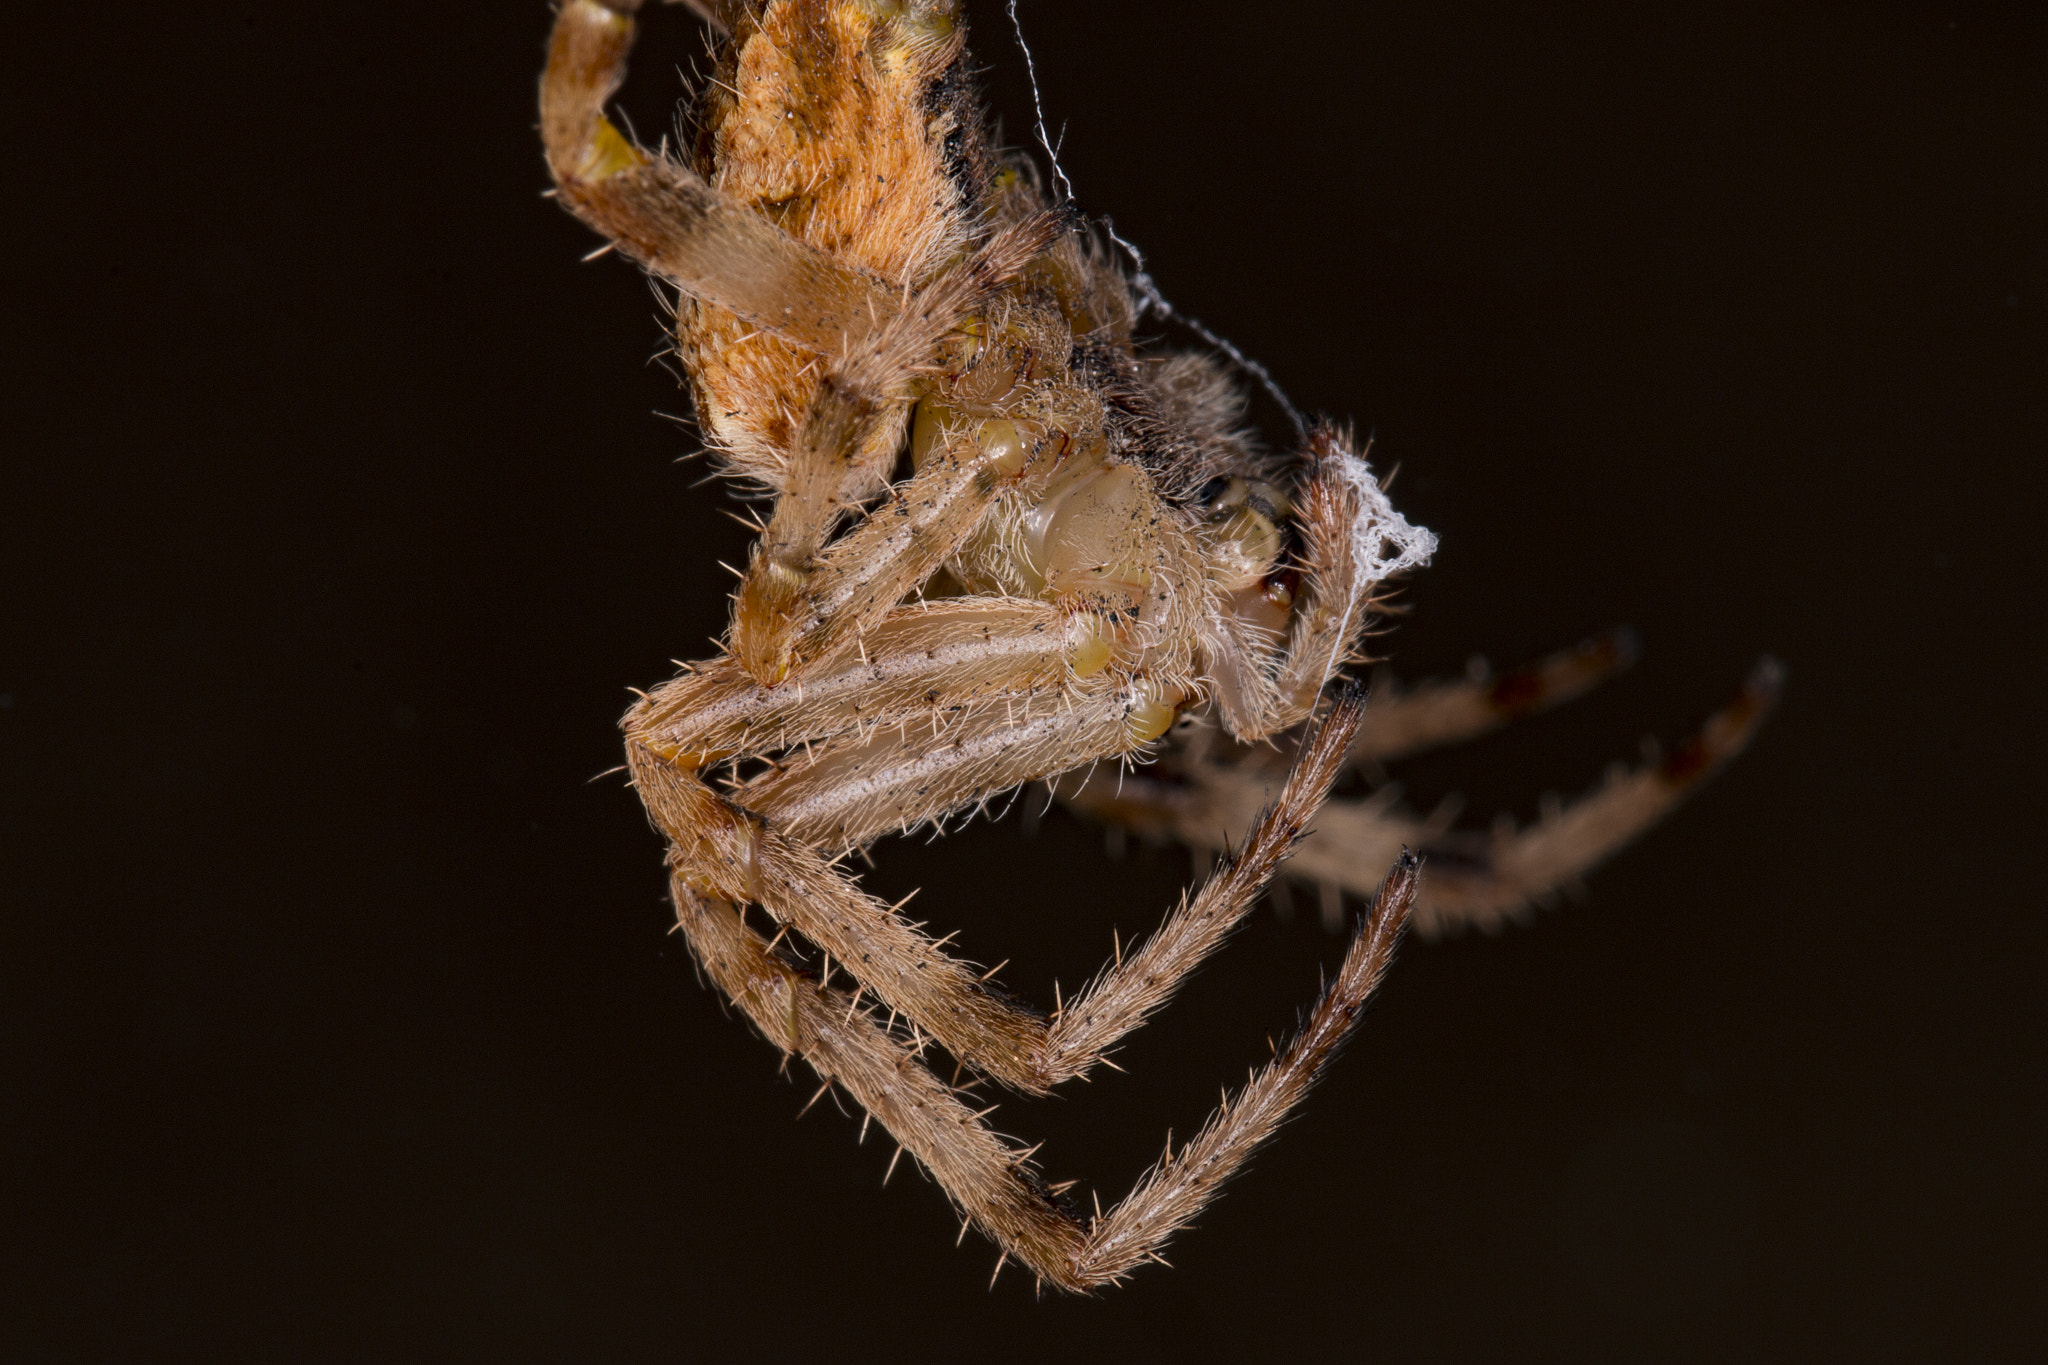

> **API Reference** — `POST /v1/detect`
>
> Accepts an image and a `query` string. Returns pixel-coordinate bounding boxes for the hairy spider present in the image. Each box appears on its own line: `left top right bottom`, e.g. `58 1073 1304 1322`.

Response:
541 0 1778 1291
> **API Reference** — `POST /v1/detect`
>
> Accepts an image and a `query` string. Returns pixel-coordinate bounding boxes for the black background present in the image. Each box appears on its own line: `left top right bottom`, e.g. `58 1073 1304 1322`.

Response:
6 0 2044 1359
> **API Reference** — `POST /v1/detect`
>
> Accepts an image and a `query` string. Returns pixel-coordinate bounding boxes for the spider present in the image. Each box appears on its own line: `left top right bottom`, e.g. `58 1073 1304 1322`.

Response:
540 0 1779 1292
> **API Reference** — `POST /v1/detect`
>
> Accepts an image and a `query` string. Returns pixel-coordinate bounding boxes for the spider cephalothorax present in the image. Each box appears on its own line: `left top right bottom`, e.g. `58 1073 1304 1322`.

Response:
541 0 1776 1291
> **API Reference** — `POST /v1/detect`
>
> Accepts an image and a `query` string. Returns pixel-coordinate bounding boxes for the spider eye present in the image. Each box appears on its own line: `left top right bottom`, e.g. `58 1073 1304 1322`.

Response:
1193 476 1230 507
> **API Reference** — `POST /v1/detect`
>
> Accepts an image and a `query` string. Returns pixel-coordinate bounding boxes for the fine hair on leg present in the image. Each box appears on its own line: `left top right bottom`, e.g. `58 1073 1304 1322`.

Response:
667 845 1419 1291
632 690 1386 1095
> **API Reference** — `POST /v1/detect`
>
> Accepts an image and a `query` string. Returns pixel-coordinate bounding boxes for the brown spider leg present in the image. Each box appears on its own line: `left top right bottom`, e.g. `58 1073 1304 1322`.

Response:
1070 659 1784 939
726 514 1212 847
1036 689 1377 1077
1178 424 1402 747
1060 629 1643 846
626 599 1121 1094
543 0 902 358
1389 655 1784 935
1351 626 1641 766
732 342 1082 684
630 597 1079 764
731 678 1141 850
1191 584 1286 741
630 736 1050 1076
665 848 1418 1292
1070 849 1414 1286
627 634 1146 1098
632 690 1374 1095
730 209 1066 685
666 882 1078 1270
1267 427 1413 736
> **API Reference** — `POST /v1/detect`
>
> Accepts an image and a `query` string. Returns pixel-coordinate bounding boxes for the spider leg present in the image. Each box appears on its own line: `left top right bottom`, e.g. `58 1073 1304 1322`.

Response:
1351 626 1640 765
728 328 1078 684
630 685 1376 1094
1067 658 1783 938
728 209 1064 677
730 680 1145 849
1274 433 1381 727
629 600 1100 1092
746 687 1379 1088
666 845 1417 1292
1190 584 1286 743
1070 849 1413 1287
1037 689 1378 1077
631 597 1079 764
1388 656 1784 935
631 740 1053 1085
1212 424 1436 741
667 882 1078 1270
543 0 902 358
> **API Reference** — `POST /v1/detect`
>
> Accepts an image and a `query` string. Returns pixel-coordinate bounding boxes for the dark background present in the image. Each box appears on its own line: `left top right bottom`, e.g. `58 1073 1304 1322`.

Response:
6 0 2043 1359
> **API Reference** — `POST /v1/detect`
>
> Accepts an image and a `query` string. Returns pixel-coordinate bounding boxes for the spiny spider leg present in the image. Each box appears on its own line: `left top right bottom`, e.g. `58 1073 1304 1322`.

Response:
632 736 1051 1083
755 684 1388 1080
733 363 1075 682
667 838 1418 1292
1267 429 1414 732
621 417 1423 1084
732 681 1145 849
1039 689 1384 1080
727 208 1064 684
1185 428 1398 743
632 692 1382 1094
1351 626 1641 766
631 598 1077 763
1061 657 1782 937
543 0 902 358
1394 656 1783 935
